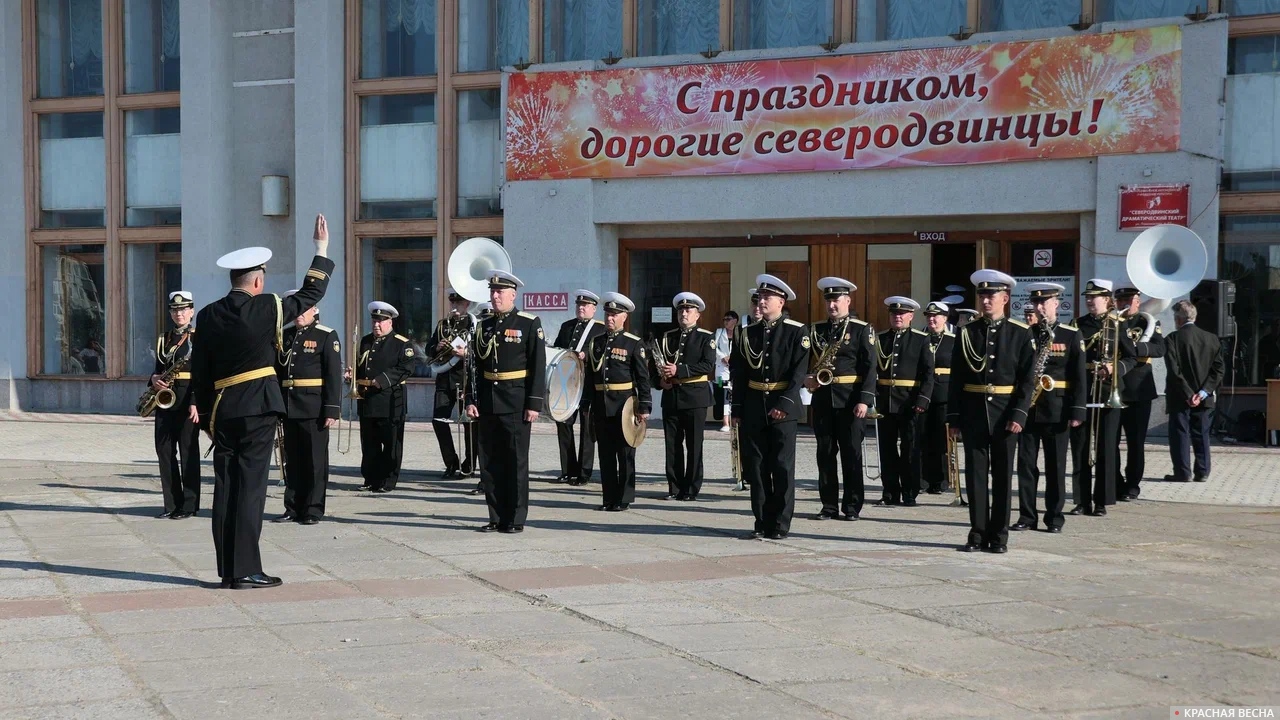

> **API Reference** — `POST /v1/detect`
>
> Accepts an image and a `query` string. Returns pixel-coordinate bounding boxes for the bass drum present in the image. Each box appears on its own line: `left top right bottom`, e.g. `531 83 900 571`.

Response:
544 347 585 423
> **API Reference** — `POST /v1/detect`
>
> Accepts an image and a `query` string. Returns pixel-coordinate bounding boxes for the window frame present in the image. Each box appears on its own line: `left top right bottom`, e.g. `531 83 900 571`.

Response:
23 0 182 380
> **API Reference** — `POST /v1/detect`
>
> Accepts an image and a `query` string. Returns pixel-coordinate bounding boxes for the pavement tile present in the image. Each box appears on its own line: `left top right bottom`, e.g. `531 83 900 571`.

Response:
0 666 139 709
0 635 118 672
600 687 836 720
429 608 600 639
308 640 500 677
474 630 666 665
1041 593 1253 625
527 656 749 700
663 575 811 602
425 699 614 720
0 613 94 641
78 588 222 614
732 591 890 622
783 677 1031 719
0 698 168 720
113 626 294 662
777 566 941 591
238 597 404 625
847 583 1016 610
959 578 1141 603
913 600 1112 635
276 617 452 651
390 590 542 617
1107 651 1280 706
956 664 1193 713
92 604 255 635
784 611 980 648
1007 625 1219 662
531 581 685 607
352 669 570 715
0 598 70 620
1145 615 1280 650
135 652 329 694
351 576 480 598
0 576 60 599
158 684 384 720
219 580 362 606
575 599 748 628
632 621 813 653
699 644 907 684
601 558 751 583
865 636 1071 676
478 564 623 591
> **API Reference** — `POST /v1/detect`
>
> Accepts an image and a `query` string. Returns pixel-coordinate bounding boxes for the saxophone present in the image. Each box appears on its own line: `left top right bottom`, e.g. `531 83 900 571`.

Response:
137 329 192 417
811 318 850 386
1029 314 1055 407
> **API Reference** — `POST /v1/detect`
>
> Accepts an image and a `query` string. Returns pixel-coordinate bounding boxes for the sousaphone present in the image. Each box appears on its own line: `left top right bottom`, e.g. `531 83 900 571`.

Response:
1125 224 1208 315
449 237 512 303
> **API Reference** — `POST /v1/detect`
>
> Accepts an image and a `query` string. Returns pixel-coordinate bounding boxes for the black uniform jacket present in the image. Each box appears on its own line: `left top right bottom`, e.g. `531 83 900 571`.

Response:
1076 313 1139 403
192 255 335 427
730 317 810 423
946 316 1037 432
875 328 935 414
152 327 195 410
554 317 606 355
429 314 475 396
585 330 652 417
1119 313 1166 403
1164 323 1225 409
927 331 954 405
356 332 416 419
277 322 342 420
466 310 547 415
809 316 877 411
652 326 716 411
1027 322 1088 426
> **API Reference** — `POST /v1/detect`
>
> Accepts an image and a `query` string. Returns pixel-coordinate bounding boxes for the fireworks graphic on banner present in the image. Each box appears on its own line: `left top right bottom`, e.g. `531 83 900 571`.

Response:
639 68 698 133
506 91 567 178
690 62 766 131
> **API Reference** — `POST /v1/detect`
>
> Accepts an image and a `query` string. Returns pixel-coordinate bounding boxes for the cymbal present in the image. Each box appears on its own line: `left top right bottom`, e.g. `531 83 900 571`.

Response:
621 396 647 448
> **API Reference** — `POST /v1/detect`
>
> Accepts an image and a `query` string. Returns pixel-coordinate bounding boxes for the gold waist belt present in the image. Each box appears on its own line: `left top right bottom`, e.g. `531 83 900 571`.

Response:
485 370 528 381
173 372 191 380
934 368 951 375
748 381 788 392
673 375 708 385
828 375 860 385
595 382 633 391
963 384 1014 395
1136 358 1151 364
878 379 919 388
282 378 323 388
210 366 278 438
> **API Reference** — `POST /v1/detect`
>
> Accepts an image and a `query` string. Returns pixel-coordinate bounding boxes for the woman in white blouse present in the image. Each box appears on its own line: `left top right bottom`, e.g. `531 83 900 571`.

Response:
712 311 738 433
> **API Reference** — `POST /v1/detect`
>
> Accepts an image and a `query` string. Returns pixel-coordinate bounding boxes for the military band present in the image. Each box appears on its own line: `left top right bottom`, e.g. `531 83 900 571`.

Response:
874 297 935 508
553 290 606 486
921 302 955 496
805 277 876 521
430 290 478 480
465 271 547 533
731 274 809 540
950 270 1036 554
272 294 342 525
587 293 651 511
353 302 416 493
1013 283 1086 534
151 291 200 520
654 292 716 501
1115 281 1166 501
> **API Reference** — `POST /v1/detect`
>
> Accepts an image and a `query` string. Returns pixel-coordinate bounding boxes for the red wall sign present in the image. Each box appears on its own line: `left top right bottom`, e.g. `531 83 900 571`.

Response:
1118 183 1189 231
523 292 569 311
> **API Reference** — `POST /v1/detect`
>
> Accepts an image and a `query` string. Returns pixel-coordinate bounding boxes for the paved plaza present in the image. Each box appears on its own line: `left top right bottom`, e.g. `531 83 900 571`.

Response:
1 414 1279 719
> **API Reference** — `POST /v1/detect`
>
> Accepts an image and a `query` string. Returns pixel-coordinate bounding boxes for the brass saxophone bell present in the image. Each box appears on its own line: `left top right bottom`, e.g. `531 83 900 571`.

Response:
155 388 177 410
815 368 834 386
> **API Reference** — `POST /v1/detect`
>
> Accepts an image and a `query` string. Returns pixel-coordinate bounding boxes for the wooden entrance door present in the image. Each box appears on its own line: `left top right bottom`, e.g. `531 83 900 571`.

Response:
688 262 731 331
765 260 810 324
865 260 912 331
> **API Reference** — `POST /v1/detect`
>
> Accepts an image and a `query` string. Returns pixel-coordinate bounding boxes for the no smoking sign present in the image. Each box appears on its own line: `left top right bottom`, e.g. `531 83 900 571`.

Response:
1033 249 1053 268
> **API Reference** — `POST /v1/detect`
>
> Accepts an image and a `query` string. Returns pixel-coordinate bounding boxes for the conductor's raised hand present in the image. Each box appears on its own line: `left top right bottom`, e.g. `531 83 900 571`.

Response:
313 214 330 256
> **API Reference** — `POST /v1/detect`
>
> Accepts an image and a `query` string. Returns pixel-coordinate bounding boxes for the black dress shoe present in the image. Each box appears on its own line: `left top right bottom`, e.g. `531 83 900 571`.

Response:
958 542 982 552
1010 522 1033 531
814 511 836 521
441 469 459 480
1116 495 1131 502
358 485 374 491
663 494 677 501
766 531 788 540
1045 526 1063 534
1164 474 1191 483
229 574 282 590
1193 474 1208 483
568 478 588 486
298 517 319 526
460 461 473 475
743 530 764 540
271 513 296 523
842 512 859 521
499 525 524 534
986 545 1008 554
155 510 174 519
607 504 629 512
926 487 943 495
1090 508 1107 517
874 499 895 507
676 494 691 501
469 484 484 495
371 487 391 494
1069 505 1089 515
168 511 193 520
595 504 610 511
477 522 499 533
901 499 918 507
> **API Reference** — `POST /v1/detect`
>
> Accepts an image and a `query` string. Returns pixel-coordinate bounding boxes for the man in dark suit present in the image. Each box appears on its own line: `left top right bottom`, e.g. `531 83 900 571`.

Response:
730 274 810 540
354 302 417 493
191 214 334 589
874 297 935 508
272 294 342 524
553 290 605 486
429 290 477 480
803 277 876 521
149 291 199 520
586 293 652 511
921 301 955 495
464 270 547 533
1164 300 1224 483
1113 281 1166 500
653 292 717 501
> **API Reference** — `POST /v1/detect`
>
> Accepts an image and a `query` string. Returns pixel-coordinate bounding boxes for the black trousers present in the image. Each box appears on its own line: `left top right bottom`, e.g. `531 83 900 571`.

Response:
813 406 863 516
479 412 531 527
712 382 728 422
155 408 200 514
555 408 595 481
962 422 1016 548
1119 399 1152 497
432 388 474 472
360 417 405 491
1168 406 1212 480
282 417 329 520
1016 420 1069 530
663 407 707 498
878 409 921 503
1071 408 1120 510
921 401 949 491
595 412 636 507
742 419 797 535
211 415 275 580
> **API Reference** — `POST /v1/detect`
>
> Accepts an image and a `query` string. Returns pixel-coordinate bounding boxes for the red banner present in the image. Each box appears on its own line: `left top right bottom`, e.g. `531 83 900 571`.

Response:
1118 183 1190 230
522 292 569 311
506 26 1181 181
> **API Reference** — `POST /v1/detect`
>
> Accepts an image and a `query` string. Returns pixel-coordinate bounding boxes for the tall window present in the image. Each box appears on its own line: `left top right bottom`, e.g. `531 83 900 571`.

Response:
637 0 719 56
1219 216 1280 388
734 0 833 50
458 0 529 71
1225 35 1280 192
872 0 966 41
627 249 683 341
362 237 436 377
1097 1 1201 21
457 89 502 217
542 0 623 62
981 0 1080 32
361 0 437 77
360 93 438 219
1226 0 1280 14
26 0 182 378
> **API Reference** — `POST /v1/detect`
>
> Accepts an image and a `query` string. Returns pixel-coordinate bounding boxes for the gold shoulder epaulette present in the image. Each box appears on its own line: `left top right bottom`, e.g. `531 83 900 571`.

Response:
394 334 409 342
1009 319 1029 329
623 332 640 341
850 318 868 326
944 331 955 337
783 319 803 327
697 328 714 335
911 328 928 336
593 319 604 325
315 324 333 333
1061 324 1079 332
518 311 536 320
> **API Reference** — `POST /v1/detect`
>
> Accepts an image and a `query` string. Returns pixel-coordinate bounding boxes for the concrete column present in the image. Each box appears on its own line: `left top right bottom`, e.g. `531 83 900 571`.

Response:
0 0 27 408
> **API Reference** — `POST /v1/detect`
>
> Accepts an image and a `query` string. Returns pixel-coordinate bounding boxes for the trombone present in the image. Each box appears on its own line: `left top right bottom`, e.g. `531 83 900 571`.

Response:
863 401 883 481
1086 307 1126 468
946 422 966 506
338 324 359 454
